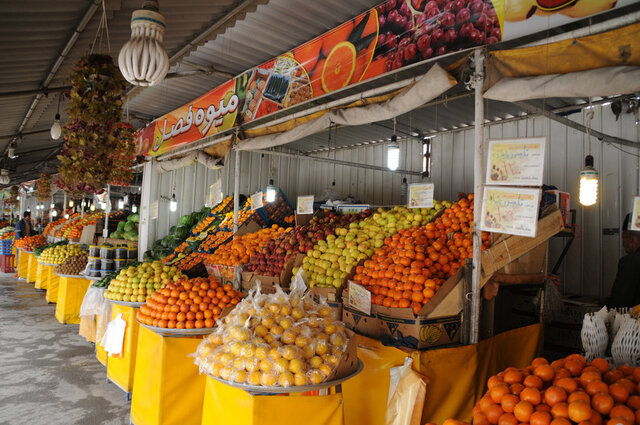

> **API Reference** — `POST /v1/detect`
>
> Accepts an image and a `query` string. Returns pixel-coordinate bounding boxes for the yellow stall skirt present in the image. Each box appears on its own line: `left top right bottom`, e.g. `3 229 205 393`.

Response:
107 303 141 394
55 276 91 324
130 326 206 425
17 249 29 279
201 377 345 425
34 262 48 290
45 266 59 303
342 323 542 425
26 253 38 283
96 317 108 367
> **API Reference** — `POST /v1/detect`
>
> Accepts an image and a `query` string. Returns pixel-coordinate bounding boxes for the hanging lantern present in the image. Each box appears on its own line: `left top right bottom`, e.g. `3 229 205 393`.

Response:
579 155 599 206
118 1 169 87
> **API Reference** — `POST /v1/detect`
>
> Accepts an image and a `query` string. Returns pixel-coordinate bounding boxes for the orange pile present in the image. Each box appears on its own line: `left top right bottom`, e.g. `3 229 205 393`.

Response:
136 276 242 329
352 195 490 315
43 215 74 236
454 354 640 425
14 235 47 250
205 224 288 266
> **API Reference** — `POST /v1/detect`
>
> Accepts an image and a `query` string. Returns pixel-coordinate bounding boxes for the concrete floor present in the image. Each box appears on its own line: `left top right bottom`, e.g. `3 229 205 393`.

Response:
0 273 130 425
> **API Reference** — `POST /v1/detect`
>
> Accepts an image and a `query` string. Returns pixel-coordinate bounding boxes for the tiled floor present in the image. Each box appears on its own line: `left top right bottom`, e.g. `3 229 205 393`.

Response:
0 273 130 424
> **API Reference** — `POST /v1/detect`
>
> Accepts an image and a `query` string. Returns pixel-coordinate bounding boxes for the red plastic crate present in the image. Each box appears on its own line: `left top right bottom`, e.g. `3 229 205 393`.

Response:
0 254 15 273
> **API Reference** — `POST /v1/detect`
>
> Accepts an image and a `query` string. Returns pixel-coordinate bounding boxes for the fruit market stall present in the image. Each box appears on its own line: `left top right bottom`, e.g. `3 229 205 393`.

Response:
39 242 85 304
53 252 91 324
0 227 16 273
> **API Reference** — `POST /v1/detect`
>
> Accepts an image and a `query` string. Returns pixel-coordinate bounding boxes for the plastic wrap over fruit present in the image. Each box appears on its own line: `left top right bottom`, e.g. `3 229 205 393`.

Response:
194 282 349 388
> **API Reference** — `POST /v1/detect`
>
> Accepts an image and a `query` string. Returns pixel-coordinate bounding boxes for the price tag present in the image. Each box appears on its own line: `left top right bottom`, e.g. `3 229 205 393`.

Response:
150 201 159 220
210 179 222 207
480 186 541 237
348 280 371 315
296 195 314 215
407 183 434 208
251 192 264 211
631 196 640 231
486 137 546 186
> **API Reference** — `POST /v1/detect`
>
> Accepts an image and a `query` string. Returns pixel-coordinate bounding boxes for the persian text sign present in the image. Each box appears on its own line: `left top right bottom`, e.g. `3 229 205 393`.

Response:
631 196 640 231
481 186 541 237
486 138 546 186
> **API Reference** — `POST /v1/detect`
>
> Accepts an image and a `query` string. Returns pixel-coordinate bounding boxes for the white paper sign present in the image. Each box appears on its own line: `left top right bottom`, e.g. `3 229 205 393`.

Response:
348 280 371 315
150 201 159 220
210 179 222 207
486 137 546 186
631 196 640 231
481 186 541 237
297 195 314 215
408 183 434 208
251 192 263 211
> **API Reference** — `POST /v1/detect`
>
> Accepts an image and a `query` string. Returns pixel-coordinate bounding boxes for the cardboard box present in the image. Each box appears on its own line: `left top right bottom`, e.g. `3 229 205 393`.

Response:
342 302 382 339
311 288 342 321
555 296 600 326
241 253 304 294
547 190 571 227
295 209 324 226
206 264 242 289
329 329 359 381
377 312 462 350
492 242 548 284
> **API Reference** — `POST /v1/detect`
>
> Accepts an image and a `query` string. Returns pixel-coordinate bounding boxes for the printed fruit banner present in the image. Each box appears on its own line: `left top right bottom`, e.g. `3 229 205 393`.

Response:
136 0 635 156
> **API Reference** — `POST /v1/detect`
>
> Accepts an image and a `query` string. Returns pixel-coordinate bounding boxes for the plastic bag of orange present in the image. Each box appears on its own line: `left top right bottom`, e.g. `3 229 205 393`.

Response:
385 358 428 425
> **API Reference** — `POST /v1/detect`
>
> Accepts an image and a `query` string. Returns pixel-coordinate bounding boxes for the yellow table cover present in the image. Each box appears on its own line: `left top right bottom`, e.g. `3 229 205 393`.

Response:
34 262 48 290
55 275 91 324
26 253 38 283
17 249 29 279
45 266 59 303
130 326 206 425
96 316 108 367
107 303 141 394
342 323 542 425
201 377 345 425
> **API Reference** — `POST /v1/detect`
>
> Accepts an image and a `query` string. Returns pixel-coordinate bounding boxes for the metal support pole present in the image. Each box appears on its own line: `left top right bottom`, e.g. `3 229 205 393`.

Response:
138 160 155 261
103 184 111 238
470 48 485 345
233 148 241 235
63 191 67 217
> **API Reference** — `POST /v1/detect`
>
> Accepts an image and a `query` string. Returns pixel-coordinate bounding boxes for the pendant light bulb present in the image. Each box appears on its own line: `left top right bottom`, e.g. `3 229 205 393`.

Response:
118 199 124 209
266 179 276 203
132 205 138 213
52 210 58 217
169 194 177 212
579 155 599 206
387 135 400 171
68 200 74 207
64 213 69 219
50 114 62 140
90 204 96 211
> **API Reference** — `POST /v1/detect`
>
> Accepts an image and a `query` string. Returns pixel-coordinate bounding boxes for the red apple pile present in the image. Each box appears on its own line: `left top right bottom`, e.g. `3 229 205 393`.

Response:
244 211 371 277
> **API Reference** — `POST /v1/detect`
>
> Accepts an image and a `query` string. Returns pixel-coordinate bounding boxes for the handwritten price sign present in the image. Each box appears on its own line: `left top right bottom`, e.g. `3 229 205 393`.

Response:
486 137 546 186
480 187 541 237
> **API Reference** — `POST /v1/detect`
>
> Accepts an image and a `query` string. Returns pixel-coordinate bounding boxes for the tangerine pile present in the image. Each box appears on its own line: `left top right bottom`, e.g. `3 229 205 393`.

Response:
14 235 47 250
466 354 640 425
136 276 242 329
351 194 490 314
205 225 288 267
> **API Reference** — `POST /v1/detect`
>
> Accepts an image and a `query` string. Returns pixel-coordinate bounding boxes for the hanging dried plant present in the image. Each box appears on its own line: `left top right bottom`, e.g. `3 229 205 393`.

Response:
56 54 136 195
36 173 52 202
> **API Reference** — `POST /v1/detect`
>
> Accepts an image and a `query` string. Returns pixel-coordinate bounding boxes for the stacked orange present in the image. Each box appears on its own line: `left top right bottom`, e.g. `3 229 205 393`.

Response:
136 276 242 329
43 216 70 236
205 225 288 266
453 354 640 425
169 252 208 270
14 235 47 250
352 194 490 315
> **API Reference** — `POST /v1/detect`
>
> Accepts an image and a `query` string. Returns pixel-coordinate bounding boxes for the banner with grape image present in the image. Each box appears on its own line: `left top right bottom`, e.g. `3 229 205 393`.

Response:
137 0 635 157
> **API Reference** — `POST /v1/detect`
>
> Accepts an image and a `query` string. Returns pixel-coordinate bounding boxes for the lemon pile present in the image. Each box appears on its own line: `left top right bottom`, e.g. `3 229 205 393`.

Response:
104 261 184 303
38 244 86 265
194 289 350 388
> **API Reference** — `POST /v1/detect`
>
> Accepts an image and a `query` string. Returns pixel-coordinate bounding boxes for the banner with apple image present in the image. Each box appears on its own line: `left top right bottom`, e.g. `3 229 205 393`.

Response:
137 0 635 156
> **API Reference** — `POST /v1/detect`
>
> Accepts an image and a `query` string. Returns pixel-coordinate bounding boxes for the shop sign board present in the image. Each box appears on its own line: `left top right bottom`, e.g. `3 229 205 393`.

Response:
631 196 640 231
296 195 314 215
408 183 434 208
481 186 541 237
348 280 372 315
209 179 223 208
251 192 264 211
135 0 636 157
486 137 546 186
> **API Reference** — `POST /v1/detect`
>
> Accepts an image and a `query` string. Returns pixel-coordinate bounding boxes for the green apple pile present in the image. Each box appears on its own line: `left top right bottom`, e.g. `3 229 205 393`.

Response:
104 261 185 303
300 204 448 289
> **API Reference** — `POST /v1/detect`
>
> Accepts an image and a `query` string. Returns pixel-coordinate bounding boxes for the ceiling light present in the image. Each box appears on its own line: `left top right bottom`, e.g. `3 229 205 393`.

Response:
169 194 177 212
387 135 400 171
52 210 58 217
118 199 124 209
69 200 74 207
50 114 62 140
266 180 277 203
579 155 599 206
118 1 169 87
132 205 138 213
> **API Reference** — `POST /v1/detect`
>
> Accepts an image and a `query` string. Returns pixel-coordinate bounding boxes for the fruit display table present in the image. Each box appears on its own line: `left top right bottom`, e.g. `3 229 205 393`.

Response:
54 274 91 324
130 325 207 425
16 248 29 279
339 324 542 425
44 264 59 303
106 302 142 396
26 252 38 284
34 261 48 290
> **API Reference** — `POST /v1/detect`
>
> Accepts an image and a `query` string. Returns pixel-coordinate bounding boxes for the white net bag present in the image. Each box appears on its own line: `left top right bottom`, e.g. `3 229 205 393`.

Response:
581 311 608 361
612 311 631 342
611 316 640 368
